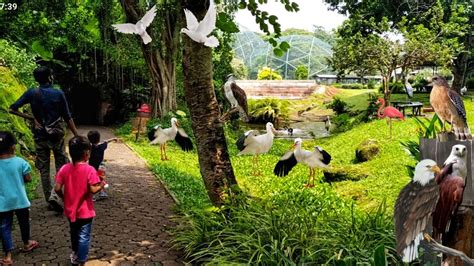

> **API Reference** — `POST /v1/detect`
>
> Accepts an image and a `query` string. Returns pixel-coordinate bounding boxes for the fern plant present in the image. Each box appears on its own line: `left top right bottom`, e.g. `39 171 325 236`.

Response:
248 98 289 124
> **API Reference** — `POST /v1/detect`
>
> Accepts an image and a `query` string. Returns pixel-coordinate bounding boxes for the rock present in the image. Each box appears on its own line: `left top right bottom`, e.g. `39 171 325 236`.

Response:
355 139 380 162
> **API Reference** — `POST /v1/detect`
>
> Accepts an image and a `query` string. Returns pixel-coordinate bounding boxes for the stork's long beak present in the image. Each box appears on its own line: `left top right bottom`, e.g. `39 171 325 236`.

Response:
272 128 277 134
176 121 180 127
291 143 296 149
430 165 441 175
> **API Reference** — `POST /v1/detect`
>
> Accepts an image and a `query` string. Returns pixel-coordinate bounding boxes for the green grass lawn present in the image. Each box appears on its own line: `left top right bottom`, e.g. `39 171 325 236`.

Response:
117 91 474 264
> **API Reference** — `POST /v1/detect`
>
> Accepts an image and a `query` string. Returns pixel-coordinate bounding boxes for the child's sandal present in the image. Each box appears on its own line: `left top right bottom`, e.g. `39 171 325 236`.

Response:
21 240 39 252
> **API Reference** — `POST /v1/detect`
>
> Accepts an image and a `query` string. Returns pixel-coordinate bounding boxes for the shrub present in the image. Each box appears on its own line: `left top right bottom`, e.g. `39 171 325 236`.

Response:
362 93 380 122
295 65 309 80
340 83 367 90
367 80 377 90
230 58 248 79
248 98 289 124
326 97 352 115
0 40 37 87
257 67 283 80
389 82 404 94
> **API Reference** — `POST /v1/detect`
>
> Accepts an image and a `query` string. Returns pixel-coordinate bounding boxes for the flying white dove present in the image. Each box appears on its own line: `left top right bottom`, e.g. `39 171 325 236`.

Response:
112 5 157 45
181 1 219 48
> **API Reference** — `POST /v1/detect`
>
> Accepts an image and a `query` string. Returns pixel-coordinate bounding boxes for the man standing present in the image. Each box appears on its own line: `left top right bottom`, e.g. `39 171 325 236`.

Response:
10 66 79 212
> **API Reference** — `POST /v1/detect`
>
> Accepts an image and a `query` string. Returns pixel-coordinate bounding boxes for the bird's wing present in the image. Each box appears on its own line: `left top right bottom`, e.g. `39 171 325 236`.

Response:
175 128 193 151
436 162 454 184
314 146 331 165
231 82 248 115
236 130 256 151
140 5 157 28
183 9 199 31
196 0 216 36
274 151 298 177
448 90 467 123
112 23 137 34
394 180 439 262
432 175 464 237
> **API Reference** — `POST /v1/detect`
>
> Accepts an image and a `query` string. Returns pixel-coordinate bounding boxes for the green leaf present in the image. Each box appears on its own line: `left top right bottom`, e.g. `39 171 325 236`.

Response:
31 41 53 60
216 13 240 33
273 47 284 57
373 245 387 266
279 41 290 51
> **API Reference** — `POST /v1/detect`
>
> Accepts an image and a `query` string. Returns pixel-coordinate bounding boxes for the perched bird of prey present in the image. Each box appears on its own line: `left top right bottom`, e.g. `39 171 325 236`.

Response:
274 138 331 187
148 117 193 161
430 75 471 140
394 158 465 263
181 0 219 48
223 74 249 122
443 144 467 180
236 122 276 175
112 5 157 44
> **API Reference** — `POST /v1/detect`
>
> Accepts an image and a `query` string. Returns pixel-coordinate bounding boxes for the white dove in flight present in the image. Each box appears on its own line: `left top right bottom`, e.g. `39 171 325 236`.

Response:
181 1 219 48
112 5 157 45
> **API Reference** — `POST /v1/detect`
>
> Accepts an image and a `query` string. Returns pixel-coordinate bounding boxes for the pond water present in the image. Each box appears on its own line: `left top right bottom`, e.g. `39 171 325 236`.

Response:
244 121 329 139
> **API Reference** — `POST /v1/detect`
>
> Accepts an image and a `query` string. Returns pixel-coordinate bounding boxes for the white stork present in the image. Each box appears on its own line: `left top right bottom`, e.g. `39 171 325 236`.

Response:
236 122 276 175
324 116 331 132
394 158 465 263
274 138 331 187
222 74 249 122
112 5 157 44
148 117 193 161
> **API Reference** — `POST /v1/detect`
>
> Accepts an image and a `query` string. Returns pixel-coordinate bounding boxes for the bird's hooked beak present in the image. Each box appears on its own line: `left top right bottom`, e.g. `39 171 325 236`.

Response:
430 165 441 175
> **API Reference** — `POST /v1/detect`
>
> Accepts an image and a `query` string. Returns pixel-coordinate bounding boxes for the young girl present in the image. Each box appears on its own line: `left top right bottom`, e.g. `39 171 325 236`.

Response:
0 131 38 265
54 136 106 265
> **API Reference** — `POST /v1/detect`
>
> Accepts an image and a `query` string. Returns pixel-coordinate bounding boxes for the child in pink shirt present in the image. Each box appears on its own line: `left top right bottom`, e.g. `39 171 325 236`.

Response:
54 136 106 265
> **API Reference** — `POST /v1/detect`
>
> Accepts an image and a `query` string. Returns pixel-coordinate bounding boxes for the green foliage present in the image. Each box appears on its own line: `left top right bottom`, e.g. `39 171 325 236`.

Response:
367 80 377 90
413 114 443 139
248 98 289 123
327 97 352 115
389 82 404 94
230 58 248 79
257 67 283 80
0 40 37 87
363 93 380 122
0 67 38 198
339 83 367 90
294 65 309 80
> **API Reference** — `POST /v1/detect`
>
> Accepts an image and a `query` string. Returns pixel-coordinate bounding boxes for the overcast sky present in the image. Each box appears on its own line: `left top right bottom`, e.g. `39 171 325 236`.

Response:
235 0 347 33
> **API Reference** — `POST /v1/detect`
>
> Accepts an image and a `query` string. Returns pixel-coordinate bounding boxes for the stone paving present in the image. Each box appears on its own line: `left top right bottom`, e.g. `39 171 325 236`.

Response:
12 126 183 265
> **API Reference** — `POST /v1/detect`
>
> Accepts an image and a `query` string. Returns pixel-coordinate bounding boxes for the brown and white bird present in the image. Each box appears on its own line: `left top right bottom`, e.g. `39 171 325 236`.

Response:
148 118 193 160
236 122 276 175
223 74 249 122
429 75 471 140
274 138 331 187
394 158 465 263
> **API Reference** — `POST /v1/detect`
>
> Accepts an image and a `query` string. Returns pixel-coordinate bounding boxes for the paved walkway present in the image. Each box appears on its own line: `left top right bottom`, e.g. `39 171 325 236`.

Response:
13 126 183 265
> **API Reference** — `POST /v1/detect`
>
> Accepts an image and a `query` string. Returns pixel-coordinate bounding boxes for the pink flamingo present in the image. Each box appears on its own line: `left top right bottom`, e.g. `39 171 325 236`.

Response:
376 97 404 138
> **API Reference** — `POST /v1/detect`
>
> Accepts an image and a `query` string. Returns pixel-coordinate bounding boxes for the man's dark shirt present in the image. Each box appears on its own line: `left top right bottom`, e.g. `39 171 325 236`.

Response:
89 142 108 170
10 85 72 128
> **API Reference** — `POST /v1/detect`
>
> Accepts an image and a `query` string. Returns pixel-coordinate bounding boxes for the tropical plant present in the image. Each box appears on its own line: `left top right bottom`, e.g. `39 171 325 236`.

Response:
327 97 352 115
295 65 309 80
257 67 283 80
0 39 37 87
248 98 289 124
414 113 443 139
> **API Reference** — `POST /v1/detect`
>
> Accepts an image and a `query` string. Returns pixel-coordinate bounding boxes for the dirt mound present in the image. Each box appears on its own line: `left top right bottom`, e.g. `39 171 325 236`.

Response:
324 86 341 97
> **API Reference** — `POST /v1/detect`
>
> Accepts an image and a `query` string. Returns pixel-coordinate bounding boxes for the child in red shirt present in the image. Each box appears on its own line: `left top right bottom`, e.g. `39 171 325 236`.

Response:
54 136 106 265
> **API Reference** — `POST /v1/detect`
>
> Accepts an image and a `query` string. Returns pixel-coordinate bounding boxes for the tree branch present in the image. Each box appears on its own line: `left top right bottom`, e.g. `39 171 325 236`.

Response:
424 233 474 264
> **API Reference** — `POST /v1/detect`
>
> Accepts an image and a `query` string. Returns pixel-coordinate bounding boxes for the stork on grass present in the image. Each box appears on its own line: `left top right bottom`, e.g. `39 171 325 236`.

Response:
236 122 276 175
430 75 471 140
375 97 404 138
148 117 193 161
273 138 331 188
394 158 465 263
324 116 331 132
112 5 157 44
221 74 249 123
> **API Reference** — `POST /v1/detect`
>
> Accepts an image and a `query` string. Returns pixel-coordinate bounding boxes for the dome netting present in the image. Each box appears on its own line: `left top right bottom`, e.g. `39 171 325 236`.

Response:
233 31 333 79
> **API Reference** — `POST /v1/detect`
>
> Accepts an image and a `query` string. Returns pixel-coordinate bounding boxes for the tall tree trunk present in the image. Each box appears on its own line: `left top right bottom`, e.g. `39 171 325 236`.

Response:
120 0 178 117
182 1 240 206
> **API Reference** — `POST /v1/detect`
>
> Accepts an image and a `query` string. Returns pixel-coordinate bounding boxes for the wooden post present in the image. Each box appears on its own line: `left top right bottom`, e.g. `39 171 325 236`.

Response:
419 133 474 265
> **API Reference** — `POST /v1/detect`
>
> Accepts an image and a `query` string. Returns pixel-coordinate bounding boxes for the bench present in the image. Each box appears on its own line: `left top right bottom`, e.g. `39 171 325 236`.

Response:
393 101 423 116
